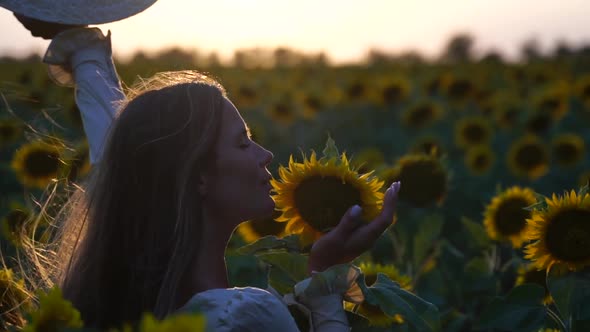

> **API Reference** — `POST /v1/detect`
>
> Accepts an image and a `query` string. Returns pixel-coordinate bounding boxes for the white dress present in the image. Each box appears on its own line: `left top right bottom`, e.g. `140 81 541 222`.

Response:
43 28 363 332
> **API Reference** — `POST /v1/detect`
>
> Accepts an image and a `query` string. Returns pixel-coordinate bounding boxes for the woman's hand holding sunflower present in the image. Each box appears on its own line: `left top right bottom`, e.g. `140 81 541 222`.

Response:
308 181 401 274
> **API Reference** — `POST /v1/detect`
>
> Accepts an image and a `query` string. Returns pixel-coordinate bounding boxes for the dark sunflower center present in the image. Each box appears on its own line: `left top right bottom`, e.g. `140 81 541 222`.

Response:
239 86 257 100
408 105 435 127
501 108 518 124
582 86 590 99
0 124 16 141
273 102 292 117
347 82 365 99
249 217 285 237
398 160 447 207
544 208 590 262
473 153 490 169
493 198 532 236
293 175 362 232
5 210 29 233
553 142 580 164
462 124 487 144
304 96 322 111
448 80 473 99
515 144 547 171
527 112 552 134
23 149 60 178
383 85 404 103
539 98 561 114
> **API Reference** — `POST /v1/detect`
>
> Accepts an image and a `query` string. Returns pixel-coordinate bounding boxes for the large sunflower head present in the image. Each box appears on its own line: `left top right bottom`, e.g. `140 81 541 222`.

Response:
386 153 448 207
524 190 590 271
551 133 585 168
483 186 537 248
236 210 286 243
271 141 384 244
11 140 63 188
507 135 549 180
515 264 552 304
345 262 412 327
464 144 495 176
454 116 493 149
402 100 443 128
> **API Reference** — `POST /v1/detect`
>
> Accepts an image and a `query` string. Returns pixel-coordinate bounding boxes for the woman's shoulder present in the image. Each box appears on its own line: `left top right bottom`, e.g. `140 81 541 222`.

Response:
177 287 299 331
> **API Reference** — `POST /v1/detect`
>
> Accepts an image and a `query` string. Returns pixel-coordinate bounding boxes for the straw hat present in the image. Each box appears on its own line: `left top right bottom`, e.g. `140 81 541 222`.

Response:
0 0 157 25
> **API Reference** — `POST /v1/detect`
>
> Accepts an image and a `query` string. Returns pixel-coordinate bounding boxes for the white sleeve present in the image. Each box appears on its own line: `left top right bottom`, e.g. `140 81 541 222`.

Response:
43 28 125 164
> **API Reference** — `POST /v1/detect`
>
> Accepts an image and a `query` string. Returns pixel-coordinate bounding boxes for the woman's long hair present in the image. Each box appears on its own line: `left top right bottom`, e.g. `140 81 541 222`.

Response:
21 71 227 329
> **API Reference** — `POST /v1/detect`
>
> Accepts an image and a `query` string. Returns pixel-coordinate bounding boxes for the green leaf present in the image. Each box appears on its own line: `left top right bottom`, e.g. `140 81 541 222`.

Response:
321 135 340 161
477 284 546 331
547 266 590 324
524 192 549 212
461 217 490 250
237 235 301 255
358 273 440 331
578 182 589 197
413 214 444 268
257 251 309 284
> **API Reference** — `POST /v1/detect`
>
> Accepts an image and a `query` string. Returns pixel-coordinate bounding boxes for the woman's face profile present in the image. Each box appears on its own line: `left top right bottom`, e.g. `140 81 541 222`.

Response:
201 98 275 222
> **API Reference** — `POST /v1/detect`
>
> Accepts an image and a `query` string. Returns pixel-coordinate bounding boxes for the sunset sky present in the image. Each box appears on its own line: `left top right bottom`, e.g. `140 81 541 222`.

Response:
1 0 589 63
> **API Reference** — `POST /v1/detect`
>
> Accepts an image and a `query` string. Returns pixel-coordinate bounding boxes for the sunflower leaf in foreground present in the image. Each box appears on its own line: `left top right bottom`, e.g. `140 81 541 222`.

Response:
476 284 546 332
237 234 302 255
357 273 440 332
546 265 590 326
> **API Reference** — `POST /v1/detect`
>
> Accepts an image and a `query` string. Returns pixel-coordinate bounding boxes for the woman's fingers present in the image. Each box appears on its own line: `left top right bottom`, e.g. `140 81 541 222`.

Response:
337 205 364 234
360 181 400 240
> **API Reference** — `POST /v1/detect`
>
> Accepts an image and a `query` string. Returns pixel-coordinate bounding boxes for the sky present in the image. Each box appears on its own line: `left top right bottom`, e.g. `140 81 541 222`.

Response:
1 0 589 63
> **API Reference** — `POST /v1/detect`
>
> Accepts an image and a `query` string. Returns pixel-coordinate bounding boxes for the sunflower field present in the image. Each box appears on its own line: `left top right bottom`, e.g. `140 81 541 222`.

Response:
1 44 590 331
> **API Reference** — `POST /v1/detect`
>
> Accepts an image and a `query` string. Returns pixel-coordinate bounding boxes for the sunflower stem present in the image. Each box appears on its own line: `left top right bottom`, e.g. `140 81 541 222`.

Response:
546 306 568 332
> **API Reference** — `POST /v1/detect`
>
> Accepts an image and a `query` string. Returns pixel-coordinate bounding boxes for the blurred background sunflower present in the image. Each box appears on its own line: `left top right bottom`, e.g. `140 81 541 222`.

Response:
506 135 549 180
11 140 64 188
236 210 286 243
514 264 553 304
464 144 496 176
550 133 585 168
483 186 537 248
454 116 493 150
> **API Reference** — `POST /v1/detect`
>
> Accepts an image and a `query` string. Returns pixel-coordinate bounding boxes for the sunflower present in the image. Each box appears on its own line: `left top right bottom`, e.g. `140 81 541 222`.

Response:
551 133 585 168
266 93 299 126
0 268 31 331
524 190 590 271
443 76 476 102
387 153 448 207
0 118 24 146
402 101 443 128
11 141 63 188
507 135 549 180
376 77 410 106
345 262 412 327
22 287 82 332
271 152 384 244
454 116 493 149
236 210 286 243
515 264 552 304
464 144 495 175
483 186 537 248
532 84 569 120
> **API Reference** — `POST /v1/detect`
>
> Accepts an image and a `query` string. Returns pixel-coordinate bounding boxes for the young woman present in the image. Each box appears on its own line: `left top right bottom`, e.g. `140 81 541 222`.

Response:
15 14 401 332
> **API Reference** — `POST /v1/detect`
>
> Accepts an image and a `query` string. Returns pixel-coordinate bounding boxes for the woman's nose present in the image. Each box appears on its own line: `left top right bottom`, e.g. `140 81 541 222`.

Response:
260 147 273 167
